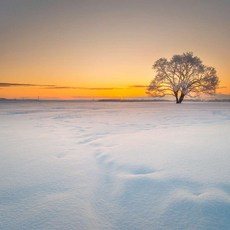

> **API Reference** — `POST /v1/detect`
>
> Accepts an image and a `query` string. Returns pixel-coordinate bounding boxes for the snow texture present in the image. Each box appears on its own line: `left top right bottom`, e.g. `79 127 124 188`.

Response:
0 101 230 230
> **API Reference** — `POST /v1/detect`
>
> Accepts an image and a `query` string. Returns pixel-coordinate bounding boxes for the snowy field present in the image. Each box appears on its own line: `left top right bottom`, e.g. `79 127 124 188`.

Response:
0 101 230 230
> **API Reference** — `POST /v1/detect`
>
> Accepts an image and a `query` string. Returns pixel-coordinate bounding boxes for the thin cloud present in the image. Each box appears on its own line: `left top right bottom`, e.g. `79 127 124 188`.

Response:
129 85 148 88
44 86 77 89
0 82 119 90
87 87 118 90
218 86 227 89
0 82 55 87
44 86 121 90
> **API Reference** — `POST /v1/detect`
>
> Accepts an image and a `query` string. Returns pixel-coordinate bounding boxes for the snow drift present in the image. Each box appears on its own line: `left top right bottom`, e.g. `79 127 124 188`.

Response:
0 101 230 230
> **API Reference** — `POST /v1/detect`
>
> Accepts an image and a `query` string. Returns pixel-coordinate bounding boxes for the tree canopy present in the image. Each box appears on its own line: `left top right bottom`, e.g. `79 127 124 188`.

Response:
147 52 219 103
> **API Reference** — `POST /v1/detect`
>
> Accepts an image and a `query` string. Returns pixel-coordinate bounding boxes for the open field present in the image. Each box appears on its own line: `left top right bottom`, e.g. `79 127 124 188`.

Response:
1 101 230 230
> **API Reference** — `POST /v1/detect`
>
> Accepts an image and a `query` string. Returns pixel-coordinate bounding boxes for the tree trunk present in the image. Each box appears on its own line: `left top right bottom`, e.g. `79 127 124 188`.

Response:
178 94 185 103
174 91 179 104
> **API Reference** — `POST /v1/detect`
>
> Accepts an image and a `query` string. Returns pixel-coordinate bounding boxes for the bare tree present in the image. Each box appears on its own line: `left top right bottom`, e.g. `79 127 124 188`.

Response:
147 52 219 103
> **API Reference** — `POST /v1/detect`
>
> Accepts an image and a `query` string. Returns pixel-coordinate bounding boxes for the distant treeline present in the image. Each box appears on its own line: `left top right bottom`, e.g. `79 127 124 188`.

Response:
1 98 230 102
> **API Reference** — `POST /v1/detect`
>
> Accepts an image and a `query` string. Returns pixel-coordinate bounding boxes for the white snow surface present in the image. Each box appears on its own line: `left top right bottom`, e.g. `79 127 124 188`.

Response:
0 101 230 230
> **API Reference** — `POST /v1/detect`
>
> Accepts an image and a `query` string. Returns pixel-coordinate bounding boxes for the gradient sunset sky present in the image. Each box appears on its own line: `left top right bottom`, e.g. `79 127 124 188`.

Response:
1 0 230 99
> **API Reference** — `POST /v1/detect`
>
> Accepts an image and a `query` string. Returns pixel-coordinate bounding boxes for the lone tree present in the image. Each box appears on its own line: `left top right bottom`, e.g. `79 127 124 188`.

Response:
147 52 219 103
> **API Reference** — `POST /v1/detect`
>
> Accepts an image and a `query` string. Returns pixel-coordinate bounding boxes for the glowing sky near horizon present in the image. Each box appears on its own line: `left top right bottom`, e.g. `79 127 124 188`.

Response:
0 0 230 99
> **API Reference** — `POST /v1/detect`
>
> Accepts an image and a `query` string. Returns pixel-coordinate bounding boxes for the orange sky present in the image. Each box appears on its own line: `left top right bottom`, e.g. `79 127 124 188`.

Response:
1 0 230 99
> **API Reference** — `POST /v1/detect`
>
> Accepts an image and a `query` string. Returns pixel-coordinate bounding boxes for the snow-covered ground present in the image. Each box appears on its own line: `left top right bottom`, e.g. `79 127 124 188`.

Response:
0 101 230 230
